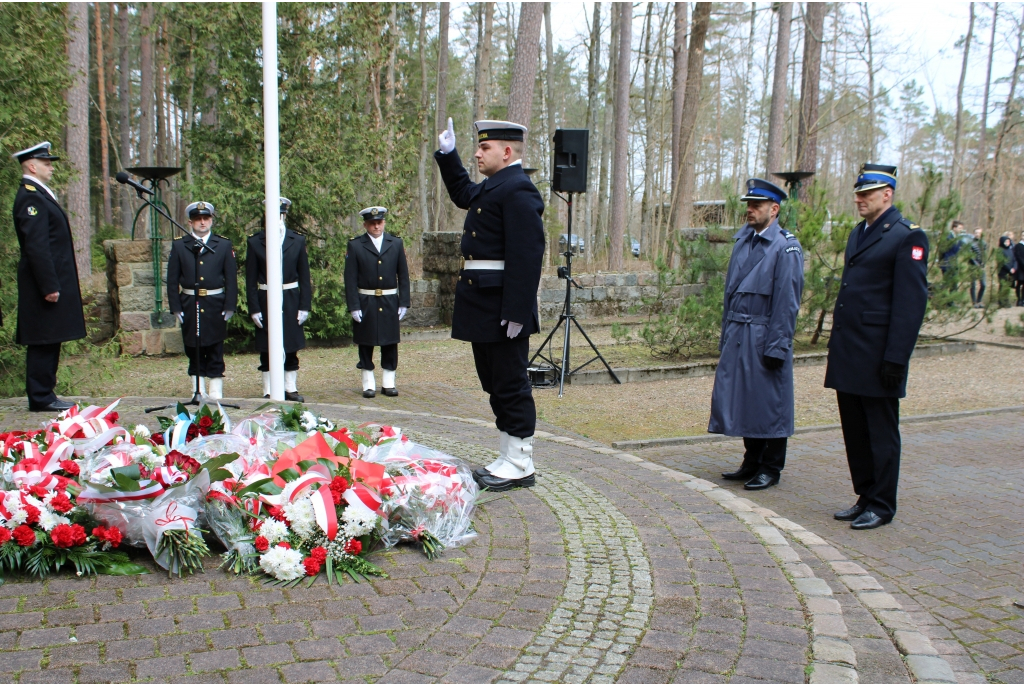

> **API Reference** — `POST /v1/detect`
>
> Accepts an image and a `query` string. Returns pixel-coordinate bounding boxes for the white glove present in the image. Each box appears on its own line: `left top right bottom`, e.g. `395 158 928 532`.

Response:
298 310 309 325
351 310 363 323
438 117 455 154
398 307 408 321
223 311 234 322
251 312 263 328
176 312 184 324
503 320 523 338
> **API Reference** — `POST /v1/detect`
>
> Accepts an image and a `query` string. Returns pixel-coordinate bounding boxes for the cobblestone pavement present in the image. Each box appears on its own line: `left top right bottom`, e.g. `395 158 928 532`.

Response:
0 397 976 683
638 411 1024 684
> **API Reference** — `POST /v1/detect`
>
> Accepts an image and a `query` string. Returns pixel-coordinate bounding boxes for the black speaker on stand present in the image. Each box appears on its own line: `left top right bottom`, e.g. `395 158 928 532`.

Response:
530 129 620 396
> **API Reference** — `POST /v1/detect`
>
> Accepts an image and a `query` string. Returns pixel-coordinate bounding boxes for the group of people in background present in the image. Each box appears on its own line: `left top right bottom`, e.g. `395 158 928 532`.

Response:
943 219 1024 307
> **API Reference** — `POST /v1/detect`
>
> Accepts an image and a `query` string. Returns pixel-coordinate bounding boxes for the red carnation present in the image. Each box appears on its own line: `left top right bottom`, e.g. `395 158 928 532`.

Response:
269 506 287 522
344 539 362 556
198 415 213 429
330 476 348 493
254 535 269 552
276 541 291 549
309 546 328 564
0 528 11 545
92 526 122 548
49 493 73 514
13 525 36 547
51 524 74 548
150 432 165 446
302 557 321 576
29 485 49 499
23 505 40 526
58 459 80 476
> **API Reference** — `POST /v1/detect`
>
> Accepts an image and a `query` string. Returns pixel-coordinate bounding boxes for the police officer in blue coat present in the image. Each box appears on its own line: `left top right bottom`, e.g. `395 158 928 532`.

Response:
435 118 546 492
825 164 929 530
710 179 804 490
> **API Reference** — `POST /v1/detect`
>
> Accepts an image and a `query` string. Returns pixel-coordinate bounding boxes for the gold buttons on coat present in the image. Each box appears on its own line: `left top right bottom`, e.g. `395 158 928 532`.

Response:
472 232 476 237
200 309 205 313
379 276 383 280
469 255 473 259
468 280 473 285
200 276 204 281
378 308 382 312
476 208 481 214
199 260 204 265
378 260 381 264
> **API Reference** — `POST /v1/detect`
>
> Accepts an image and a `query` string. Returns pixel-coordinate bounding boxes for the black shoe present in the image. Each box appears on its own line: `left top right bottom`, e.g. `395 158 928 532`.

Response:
722 466 758 481
362 389 376 398
851 510 890 530
285 391 304 402
833 504 865 521
474 471 536 492
264 394 270 399
381 387 398 397
29 399 75 413
743 473 779 490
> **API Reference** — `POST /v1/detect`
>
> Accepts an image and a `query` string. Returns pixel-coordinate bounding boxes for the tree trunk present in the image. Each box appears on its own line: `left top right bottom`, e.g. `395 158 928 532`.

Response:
764 2 791 176
433 2 449 232
951 3 975 194
981 3 998 231
598 7 619 258
987 6 1023 233
676 3 712 232
584 2 601 265
796 1 826 198
640 3 655 257
67 2 91 279
385 4 397 174
507 2 543 135
861 4 877 160
417 3 430 235
608 2 631 271
740 3 755 186
94 3 113 227
670 1 688 237
139 3 154 167
117 3 132 235
477 2 493 122
544 2 557 214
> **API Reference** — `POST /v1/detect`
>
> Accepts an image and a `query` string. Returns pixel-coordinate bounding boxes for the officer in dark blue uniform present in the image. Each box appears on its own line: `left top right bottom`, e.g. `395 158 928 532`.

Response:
166 201 238 400
824 164 930 530
11 142 86 412
710 179 804 490
435 118 546 492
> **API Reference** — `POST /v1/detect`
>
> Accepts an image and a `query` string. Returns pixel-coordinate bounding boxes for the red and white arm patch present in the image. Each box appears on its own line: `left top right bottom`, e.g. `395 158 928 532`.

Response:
911 246 924 261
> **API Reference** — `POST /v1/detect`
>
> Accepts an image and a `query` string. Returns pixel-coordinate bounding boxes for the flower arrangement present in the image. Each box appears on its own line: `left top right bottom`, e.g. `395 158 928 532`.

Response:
154 403 228 448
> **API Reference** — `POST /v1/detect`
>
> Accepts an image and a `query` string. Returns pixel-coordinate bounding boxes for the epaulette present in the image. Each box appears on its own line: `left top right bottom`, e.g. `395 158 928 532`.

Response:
782 230 797 239
909 223 921 230
24 184 37 192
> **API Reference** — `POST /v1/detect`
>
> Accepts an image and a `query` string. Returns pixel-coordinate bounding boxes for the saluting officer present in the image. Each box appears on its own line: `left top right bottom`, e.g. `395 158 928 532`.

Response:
343 206 410 398
246 197 312 402
825 164 929 530
710 179 804 490
435 118 546 492
11 142 86 412
166 201 238 400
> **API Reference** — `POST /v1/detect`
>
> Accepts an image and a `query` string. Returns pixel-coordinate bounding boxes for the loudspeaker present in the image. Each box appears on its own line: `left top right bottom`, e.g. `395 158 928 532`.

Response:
552 129 589 193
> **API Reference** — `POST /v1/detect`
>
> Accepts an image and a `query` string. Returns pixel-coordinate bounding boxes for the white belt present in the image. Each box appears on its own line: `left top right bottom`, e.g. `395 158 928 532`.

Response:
358 288 398 296
259 282 299 290
462 259 505 270
180 287 224 296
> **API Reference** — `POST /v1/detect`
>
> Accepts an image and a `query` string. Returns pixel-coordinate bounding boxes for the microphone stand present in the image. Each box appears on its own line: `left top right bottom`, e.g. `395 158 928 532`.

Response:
121 189 240 413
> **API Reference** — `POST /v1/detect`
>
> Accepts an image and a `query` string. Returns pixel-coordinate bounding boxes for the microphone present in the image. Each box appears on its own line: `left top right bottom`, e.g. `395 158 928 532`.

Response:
115 171 154 196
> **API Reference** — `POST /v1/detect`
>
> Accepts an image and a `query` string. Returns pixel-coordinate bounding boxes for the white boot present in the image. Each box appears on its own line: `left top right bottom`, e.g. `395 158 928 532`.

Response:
381 369 398 396
195 376 206 396
261 372 271 398
361 369 376 397
482 431 509 475
208 378 223 400
285 370 298 392
488 435 535 480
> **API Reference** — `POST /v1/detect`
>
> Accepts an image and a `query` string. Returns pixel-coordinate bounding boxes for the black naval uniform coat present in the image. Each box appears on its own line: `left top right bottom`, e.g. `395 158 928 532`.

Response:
433 151 545 342
12 178 86 346
343 233 410 346
246 229 313 353
166 234 238 346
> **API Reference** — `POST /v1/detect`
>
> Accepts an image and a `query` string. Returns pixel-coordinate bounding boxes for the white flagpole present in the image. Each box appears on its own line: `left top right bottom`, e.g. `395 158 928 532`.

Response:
263 1 285 401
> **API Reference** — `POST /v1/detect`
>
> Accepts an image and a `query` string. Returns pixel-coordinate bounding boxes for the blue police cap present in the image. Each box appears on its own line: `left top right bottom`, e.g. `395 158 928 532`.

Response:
855 163 897 192
360 206 388 221
12 141 60 164
740 178 787 204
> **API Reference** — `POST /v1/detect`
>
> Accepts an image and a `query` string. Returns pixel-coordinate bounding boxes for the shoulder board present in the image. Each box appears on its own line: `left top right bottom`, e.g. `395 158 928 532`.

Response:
785 245 802 254
24 184 37 192
909 223 921 230
782 230 797 239
349 235 360 241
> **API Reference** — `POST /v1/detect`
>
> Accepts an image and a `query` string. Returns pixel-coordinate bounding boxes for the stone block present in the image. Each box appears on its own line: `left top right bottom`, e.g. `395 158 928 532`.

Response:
108 240 153 263
811 614 848 639
905 655 956 683
145 329 164 354
858 591 901 610
794 578 832 596
812 637 856 666
115 264 133 287
121 332 144 356
151 311 178 329
120 312 151 332
841 574 883 592
132 266 155 286
893 630 938 656
809 663 857 684
118 286 155 312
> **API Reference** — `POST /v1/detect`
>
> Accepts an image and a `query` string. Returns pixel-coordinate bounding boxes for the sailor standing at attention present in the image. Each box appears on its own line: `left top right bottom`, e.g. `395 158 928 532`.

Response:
434 118 546 492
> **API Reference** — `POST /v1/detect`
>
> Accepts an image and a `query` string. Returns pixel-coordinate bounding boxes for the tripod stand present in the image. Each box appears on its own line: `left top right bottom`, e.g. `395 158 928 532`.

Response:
529 192 620 397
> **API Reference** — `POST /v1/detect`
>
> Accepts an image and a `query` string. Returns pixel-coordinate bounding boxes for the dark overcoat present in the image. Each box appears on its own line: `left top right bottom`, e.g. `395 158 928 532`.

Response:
246 229 312 353
709 221 804 438
343 233 410 346
12 178 86 346
434 150 545 343
166 234 238 346
1015 242 1024 283
824 206 929 398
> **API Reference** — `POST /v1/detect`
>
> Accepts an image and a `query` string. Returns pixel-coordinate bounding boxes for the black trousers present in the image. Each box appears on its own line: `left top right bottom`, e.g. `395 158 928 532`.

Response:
357 344 397 371
471 337 536 438
258 351 299 372
26 343 61 409
185 342 225 378
970 276 986 304
739 437 788 478
836 391 901 520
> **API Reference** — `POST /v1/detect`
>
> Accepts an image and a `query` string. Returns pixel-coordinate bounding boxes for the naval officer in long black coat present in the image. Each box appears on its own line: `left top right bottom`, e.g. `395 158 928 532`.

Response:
435 118 546 492
343 206 410 398
247 198 312 402
11 142 86 412
825 164 930 530
166 201 238 400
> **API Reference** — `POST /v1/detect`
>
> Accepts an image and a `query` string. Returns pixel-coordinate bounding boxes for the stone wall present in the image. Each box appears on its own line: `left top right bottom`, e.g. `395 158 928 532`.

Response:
539 272 701 320
421 232 461 325
104 239 182 355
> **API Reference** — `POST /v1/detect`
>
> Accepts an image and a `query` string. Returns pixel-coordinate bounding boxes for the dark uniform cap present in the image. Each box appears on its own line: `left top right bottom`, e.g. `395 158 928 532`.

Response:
186 201 215 218
12 141 60 163
475 120 527 142
855 163 898 192
740 178 787 203
360 206 387 221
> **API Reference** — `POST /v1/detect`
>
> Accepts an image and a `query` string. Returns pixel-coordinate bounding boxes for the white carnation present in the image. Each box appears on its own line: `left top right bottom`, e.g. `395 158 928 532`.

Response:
341 505 377 537
259 519 289 544
132 424 151 439
38 510 70 532
300 411 318 431
258 545 304 581
283 498 317 539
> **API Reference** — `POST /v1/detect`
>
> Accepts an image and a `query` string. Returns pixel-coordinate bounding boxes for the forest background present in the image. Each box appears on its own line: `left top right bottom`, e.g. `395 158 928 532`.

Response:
0 2 1019 386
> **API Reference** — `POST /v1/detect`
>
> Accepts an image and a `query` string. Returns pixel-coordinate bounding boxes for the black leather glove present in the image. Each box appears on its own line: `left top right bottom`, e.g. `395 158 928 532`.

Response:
763 355 784 370
880 361 906 390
